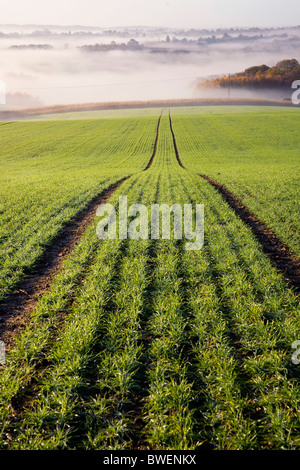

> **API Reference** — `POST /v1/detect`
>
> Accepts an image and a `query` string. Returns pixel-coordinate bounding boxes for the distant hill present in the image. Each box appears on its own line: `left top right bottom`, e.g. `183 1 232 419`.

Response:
200 59 300 90
0 98 296 122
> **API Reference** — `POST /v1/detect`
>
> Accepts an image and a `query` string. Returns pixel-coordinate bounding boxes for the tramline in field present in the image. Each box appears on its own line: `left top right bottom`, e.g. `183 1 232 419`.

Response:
0 107 299 450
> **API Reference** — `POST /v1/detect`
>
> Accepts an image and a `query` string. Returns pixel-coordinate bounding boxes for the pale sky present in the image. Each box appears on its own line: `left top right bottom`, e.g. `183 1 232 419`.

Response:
1 0 300 29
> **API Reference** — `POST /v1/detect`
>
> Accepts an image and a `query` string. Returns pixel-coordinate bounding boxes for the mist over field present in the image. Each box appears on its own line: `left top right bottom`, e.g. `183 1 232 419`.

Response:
1 23 300 107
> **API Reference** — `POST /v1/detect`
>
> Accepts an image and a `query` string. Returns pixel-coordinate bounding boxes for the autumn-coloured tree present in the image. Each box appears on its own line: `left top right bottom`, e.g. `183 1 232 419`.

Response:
200 59 300 89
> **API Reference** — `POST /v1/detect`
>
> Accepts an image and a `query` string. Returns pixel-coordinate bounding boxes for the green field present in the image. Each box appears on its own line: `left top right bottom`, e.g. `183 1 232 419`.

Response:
0 107 299 450
0 115 160 301
171 107 300 256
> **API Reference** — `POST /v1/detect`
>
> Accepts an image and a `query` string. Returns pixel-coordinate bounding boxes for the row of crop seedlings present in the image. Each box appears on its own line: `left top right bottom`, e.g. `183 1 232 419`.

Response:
119 116 162 169
137 118 194 449
171 113 300 258
0 175 138 448
84 172 158 450
0 116 160 303
5 171 166 450
0 114 166 449
86 117 159 169
181 171 300 449
1 113 299 450
157 169 255 450
85 119 196 450
142 166 194 450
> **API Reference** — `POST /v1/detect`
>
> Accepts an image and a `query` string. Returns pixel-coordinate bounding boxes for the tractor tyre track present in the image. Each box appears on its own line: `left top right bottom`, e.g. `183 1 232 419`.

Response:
143 111 163 171
0 177 128 344
0 111 163 344
199 174 300 292
169 110 185 169
168 111 300 293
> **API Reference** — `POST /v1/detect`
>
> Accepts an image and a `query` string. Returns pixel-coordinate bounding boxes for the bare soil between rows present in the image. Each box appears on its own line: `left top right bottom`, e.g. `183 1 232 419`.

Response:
0 177 128 346
0 111 163 346
143 112 162 171
1 112 299 349
199 174 300 293
167 112 300 293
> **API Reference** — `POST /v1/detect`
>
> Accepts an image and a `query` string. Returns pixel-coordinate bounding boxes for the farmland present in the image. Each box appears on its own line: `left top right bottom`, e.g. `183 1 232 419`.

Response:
0 116 160 302
0 107 299 450
171 107 300 256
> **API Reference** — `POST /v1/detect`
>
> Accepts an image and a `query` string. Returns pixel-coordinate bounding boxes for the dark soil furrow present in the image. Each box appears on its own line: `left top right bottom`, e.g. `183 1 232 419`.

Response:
168 111 300 293
168 110 185 169
143 111 163 170
0 111 164 343
0 177 128 344
199 174 300 292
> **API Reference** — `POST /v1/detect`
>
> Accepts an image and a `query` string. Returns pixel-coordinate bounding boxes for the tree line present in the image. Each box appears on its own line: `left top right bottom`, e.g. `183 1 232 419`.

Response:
201 59 300 89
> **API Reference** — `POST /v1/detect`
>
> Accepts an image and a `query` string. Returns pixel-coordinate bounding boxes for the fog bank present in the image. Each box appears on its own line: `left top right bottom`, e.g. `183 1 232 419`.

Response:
1 24 299 107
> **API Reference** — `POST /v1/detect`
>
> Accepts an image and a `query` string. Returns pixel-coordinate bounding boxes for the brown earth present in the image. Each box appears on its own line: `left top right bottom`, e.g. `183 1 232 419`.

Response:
0 177 128 346
199 174 300 293
0 110 164 345
168 112 300 293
